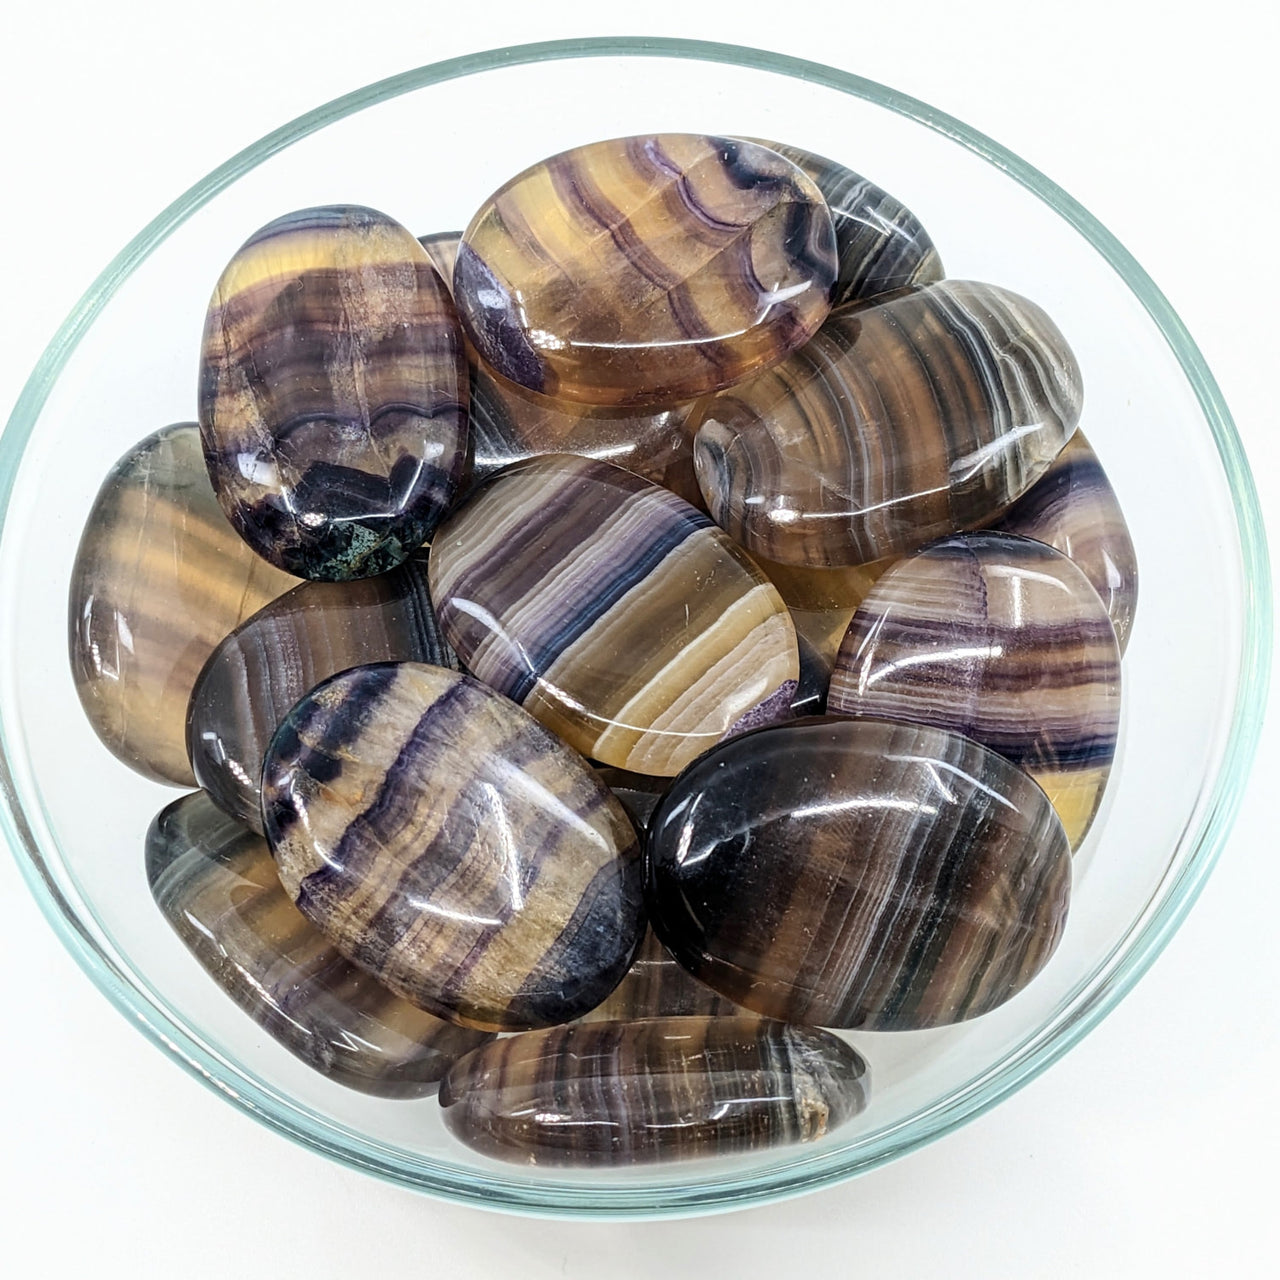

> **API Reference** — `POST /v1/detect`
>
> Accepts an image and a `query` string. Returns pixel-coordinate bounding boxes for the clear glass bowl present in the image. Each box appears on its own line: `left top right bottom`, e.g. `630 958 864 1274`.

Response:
0 38 1270 1218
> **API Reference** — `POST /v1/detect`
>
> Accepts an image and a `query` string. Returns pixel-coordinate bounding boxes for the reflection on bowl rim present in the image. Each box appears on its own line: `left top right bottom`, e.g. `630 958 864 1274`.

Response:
0 37 1271 1219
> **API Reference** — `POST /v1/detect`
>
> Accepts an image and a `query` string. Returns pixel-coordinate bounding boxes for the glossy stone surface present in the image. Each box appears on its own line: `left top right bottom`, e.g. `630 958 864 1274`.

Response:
828 532 1121 847
593 767 670 831
417 230 461 281
454 135 837 406
199 205 468 580
647 717 1071 1030
991 430 1139 652
692 281 1083 567
440 1017 868 1166
188 553 456 834
746 140 943 303
262 662 644 1031
147 791 489 1095
70 424 298 785
430 455 799 775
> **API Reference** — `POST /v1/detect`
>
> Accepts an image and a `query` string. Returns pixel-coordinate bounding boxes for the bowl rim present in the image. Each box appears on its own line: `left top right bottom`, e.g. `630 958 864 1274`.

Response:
0 35 1271 1219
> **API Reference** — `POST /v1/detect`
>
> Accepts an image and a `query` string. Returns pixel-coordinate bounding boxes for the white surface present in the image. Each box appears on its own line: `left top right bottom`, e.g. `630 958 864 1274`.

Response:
0 1 1275 1273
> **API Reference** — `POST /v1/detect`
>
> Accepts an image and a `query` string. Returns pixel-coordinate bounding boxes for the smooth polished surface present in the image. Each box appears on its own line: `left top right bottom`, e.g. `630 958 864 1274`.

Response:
747 139 943 303
199 204 468 579
454 134 837 406
692 280 1083 566
69 423 298 785
991 430 1139 652
147 791 490 1096
829 532 1120 845
648 717 1071 1029
430 455 799 775
188 552 456 833
440 1017 869 1165
262 662 644 1031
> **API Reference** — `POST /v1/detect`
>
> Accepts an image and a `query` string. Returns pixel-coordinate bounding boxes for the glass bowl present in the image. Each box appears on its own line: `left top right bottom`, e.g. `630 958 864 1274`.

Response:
0 37 1269 1219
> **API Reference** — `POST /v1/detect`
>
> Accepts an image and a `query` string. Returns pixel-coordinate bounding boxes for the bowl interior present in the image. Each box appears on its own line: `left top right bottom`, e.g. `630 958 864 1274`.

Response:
0 40 1267 1217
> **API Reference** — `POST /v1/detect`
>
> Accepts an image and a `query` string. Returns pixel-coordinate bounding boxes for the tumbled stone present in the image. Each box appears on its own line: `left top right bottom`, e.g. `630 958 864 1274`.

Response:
592 766 670 831
429 455 799 775
199 205 468 580
648 717 1071 1029
746 139 943 303
828 532 1120 847
454 135 837 406
69 424 298 785
692 280 1083 567
990 430 1138 652
417 229 461 281
439 1017 868 1166
147 791 490 1095
188 553 456 834
262 662 644 1032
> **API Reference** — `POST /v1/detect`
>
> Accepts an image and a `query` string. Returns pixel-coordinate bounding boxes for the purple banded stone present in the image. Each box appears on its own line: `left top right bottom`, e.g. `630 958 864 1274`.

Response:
828 532 1121 847
261 662 644 1032
198 205 468 580
453 135 837 407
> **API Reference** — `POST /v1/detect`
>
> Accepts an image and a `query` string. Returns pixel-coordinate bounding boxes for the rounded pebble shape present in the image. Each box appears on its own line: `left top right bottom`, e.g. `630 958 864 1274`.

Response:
187 552 456 834
147 792 491 1096
691 280 1084 567
647 716 1072 1030
69 423 299 785
827 532 1121 848
453 134 837 407
198 204 468 581
261 662 644 1032
439 1017 868 1166
990 430 1139 652
430 455 799 775
744 139 944 303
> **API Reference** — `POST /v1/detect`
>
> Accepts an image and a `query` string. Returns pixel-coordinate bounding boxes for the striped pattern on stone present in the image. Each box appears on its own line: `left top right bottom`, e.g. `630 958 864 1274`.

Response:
187 552 456 834
991 430 1139 652
262 662 644 1032
691 280 1083 567
199 204 468 580
827 532 1121 847
147 791 490 1096
453 135 837 406
429 455 799 776
439 1017 869 1166
647 716 1071 1030
69 424 298 785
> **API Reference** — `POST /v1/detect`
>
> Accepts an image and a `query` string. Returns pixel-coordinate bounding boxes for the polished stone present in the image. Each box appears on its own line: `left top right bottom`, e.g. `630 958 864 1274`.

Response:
439 1017 868 1165
262 662 644 1032
692 281 1083 566
430 455 799 775
647 717 1071 1029
828 532 1121 847
199 205 468 580
454 135 837 406
746 140 943 303
188 552 456 834
147 791 489 1095
593 767 670 831
991 430 1138 652
580 930 744 1022
69 424 298 785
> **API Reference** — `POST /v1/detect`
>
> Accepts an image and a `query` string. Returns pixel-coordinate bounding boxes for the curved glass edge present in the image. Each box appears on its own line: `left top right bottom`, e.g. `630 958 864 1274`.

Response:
0 36 1271 1219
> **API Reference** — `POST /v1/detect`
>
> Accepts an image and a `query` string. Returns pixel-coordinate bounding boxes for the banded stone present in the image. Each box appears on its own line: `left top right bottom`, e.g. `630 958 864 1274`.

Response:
647 717 1071 1029
147 791 490 1096
429 455 799 776
453 134 837 406
691 280 1083 567
439 1017 869 1166
198 204 468 580
187 553 456 834
828 532 1121 847
261 662 644 1032
69 424 298 785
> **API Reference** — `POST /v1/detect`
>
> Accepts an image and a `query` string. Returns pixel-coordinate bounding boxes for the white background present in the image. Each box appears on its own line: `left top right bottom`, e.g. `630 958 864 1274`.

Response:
1 1 1276 1274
